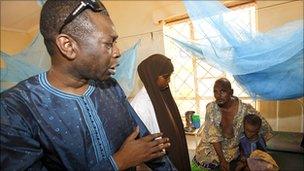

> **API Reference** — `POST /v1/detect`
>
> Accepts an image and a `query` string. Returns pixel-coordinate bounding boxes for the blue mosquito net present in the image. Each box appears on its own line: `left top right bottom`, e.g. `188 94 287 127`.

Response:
113 41 140 96
169 0 303 100
2 0 303 100
0 32 139 97
0 33 50 92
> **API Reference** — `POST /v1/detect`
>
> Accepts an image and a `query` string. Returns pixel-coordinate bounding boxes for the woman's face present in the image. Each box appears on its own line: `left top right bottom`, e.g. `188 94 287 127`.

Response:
156 73 171 90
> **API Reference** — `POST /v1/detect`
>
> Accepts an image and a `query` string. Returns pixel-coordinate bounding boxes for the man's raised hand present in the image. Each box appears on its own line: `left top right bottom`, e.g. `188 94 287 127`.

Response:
113 126 171 170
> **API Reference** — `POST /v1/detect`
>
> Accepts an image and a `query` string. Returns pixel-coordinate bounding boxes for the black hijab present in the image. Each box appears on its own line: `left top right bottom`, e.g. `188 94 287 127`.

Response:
138 54 191 171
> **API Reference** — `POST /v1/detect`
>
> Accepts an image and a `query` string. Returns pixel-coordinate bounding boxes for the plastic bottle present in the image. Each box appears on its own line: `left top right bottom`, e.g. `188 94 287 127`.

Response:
191 114 200 129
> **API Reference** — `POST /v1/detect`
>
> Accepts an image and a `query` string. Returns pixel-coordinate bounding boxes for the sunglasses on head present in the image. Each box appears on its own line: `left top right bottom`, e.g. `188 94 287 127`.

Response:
59 0 105 33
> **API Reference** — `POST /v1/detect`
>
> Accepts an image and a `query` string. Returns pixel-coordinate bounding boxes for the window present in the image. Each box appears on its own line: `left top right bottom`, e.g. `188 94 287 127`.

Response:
164 4 257 122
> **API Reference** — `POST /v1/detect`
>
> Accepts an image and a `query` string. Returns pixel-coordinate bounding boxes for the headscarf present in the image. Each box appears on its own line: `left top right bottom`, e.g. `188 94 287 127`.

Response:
138 54 191 171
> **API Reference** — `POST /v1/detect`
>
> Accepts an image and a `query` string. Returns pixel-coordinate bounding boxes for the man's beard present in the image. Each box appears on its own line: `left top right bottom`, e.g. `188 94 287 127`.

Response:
216 100 225 107
217 103 224 107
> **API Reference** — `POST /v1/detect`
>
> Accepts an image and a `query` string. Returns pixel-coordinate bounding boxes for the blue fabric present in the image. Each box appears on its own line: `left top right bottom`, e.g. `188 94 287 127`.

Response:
113 41 140 97
0 73 175 170
0 52 44 82
37 0 46 6
170 0 304 100
234 50 303 99
0 33 139 97
0 33 50 92
239 134 267 158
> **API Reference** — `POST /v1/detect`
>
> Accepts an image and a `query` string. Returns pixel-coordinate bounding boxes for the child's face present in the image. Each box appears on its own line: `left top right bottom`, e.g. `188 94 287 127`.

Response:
244 122 260 140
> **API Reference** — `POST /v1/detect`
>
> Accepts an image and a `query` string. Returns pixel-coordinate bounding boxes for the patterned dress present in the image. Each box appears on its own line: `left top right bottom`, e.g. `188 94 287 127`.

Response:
194 98 273 167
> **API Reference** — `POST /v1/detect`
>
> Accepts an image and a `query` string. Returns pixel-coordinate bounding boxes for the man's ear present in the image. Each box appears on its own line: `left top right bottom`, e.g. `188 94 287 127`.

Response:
55 34 78 60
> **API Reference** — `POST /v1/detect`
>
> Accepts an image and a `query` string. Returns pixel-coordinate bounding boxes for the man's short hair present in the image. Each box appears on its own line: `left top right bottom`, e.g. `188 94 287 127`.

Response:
40 0 108 56
215 78 232 90
244 114 262 128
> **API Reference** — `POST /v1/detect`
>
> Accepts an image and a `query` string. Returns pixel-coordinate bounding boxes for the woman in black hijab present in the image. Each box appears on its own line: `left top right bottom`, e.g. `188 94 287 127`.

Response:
137 54 191 171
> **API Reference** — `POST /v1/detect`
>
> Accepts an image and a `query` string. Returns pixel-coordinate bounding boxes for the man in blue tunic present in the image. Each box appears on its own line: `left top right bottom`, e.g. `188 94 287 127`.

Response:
0 0 175 170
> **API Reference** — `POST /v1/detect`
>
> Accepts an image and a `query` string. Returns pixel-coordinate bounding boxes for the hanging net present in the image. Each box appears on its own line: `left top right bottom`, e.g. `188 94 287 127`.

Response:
168 0 303 100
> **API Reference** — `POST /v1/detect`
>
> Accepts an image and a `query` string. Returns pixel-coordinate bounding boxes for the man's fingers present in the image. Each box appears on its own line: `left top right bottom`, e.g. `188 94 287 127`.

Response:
148 137 170 147
126 126 139 141
150 142 171 153
142 132 163 142
147 151 166 161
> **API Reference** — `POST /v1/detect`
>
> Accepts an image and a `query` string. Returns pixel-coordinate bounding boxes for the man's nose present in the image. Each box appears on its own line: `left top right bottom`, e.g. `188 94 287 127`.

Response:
167 77 171 84
113 44 121 59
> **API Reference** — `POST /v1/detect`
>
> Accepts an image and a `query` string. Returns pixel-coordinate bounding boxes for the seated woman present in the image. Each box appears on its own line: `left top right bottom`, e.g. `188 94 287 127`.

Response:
192 78 273 171
131 54 191 171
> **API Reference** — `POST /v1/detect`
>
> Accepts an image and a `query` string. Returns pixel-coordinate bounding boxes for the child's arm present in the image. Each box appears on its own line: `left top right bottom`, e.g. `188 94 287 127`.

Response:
236 143 247 171
256 136 267 152
239 144 246 161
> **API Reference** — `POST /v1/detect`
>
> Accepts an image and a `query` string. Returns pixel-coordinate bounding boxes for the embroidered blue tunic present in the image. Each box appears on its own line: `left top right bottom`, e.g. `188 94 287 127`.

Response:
0 72 175 171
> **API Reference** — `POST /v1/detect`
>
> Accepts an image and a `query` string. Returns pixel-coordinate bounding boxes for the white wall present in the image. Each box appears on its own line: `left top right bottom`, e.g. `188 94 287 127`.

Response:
103 1 186 96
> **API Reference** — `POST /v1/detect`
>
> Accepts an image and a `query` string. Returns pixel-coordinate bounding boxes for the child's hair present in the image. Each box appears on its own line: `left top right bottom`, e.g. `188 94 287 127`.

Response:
244 114 262 128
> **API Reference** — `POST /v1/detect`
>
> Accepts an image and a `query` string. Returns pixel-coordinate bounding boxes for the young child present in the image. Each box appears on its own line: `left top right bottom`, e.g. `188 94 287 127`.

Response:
236 114 267 171
236 114 278 171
